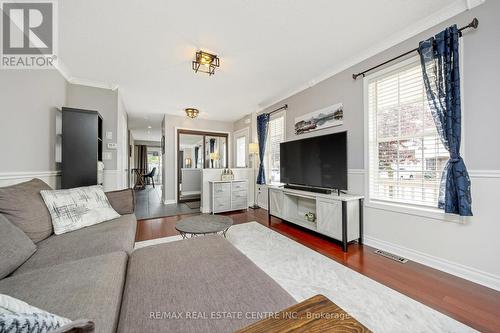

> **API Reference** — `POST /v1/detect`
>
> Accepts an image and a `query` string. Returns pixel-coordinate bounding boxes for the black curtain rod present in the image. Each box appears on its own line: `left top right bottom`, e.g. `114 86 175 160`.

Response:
352 18 479 80
267 104 288 115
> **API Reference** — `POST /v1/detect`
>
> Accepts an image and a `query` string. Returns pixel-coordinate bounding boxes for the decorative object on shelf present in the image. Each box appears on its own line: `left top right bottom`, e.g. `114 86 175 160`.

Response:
249 142 260 209
304 212 316 223
185 108 199 119
294 103 343 135
184 158 192 168
192 50 220 76
221 168 234 181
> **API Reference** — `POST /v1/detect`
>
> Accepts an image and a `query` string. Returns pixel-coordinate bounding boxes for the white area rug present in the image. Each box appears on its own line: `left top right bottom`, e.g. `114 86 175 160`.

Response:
135 222 475 333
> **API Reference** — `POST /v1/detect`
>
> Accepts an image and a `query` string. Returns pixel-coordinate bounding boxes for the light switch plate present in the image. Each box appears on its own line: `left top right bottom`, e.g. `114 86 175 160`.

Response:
103 152 112 160
106 131 113 139
107 143 117 149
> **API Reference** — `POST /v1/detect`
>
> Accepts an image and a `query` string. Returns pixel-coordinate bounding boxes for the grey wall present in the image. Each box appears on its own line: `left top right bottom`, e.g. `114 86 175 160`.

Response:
66 84 119 170
163 114 234 202
256 1 500 284
260 1 500 171
0 70 67 172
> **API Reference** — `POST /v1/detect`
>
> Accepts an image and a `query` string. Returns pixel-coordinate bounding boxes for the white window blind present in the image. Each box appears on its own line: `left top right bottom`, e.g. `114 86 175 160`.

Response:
266 114 285 183
236 136 246 167
367 58 448 208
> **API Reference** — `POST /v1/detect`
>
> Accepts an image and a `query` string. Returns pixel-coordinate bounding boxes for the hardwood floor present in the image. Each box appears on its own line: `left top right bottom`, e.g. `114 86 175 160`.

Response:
136 208 500 333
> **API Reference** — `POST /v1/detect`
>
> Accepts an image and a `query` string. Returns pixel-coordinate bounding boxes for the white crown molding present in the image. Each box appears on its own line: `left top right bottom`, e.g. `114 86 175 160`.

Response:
53 58 71 82
54 58 118 91
0 171 61 180
256 0 485 113
68 76 119 91
364 235 500 292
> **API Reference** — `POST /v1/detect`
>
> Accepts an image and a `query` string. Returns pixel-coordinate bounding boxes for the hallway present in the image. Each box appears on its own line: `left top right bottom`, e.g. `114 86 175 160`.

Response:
134 185 200 220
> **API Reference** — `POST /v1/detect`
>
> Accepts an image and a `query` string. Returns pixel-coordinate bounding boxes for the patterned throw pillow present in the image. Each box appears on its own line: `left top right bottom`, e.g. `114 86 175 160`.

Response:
0 294 71 333
40 186 120 235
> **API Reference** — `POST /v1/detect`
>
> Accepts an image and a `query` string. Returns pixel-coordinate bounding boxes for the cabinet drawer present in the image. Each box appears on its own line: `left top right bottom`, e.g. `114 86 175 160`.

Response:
231 181 247 192
214 197 231 212
231 190 247 201
213 183 230 198
232 197 248 209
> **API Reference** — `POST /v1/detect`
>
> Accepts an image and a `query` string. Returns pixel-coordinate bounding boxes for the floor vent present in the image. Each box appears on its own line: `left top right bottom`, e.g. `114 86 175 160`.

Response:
374 249 408 263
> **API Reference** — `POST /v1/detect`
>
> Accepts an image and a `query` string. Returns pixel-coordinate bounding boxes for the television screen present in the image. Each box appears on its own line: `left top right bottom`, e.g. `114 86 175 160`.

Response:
280 132 347 190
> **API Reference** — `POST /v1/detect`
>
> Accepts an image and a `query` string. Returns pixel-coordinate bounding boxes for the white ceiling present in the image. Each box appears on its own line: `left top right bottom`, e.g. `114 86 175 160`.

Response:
128 113 163 142
58 0 464 122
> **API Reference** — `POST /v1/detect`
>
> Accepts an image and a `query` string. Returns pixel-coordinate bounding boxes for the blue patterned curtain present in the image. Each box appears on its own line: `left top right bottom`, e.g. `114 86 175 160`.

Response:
256 113 270 184
418 25 472 216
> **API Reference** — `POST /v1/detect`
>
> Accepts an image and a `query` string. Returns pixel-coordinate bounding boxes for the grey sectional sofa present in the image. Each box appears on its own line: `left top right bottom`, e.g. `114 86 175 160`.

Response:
0 179 295 333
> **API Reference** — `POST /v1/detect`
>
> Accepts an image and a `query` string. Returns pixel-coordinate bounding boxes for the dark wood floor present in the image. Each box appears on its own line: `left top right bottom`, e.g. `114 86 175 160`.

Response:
136 208 500 333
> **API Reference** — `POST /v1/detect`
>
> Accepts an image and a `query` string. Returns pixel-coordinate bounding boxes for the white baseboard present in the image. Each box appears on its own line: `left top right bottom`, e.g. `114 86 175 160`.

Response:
163 199 176 205
364 235 500 292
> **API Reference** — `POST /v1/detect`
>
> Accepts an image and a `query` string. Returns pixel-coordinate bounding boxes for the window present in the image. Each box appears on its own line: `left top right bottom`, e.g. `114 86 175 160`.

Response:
366 58 448 208
236 136 246 167
234 128 249 168
266 113 285 183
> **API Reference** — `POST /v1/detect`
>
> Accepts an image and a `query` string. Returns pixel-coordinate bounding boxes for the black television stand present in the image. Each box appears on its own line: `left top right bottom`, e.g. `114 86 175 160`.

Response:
283 184 335 195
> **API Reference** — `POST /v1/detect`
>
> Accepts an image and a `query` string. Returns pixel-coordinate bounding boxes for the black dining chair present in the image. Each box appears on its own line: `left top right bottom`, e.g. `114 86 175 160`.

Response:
144 167 157 188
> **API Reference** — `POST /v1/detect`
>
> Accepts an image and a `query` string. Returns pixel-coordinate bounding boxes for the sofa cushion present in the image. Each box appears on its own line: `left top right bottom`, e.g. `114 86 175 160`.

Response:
53 319 95 333
0 178 53 243
40 185 120 235
0 294 72 331
117 235 295 333
0 252 127 333
105 189 135 215
13 214 136 275
0 214 37 279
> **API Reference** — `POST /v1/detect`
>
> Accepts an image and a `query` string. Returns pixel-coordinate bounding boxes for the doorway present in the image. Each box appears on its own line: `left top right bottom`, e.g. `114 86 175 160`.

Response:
177 129 229 204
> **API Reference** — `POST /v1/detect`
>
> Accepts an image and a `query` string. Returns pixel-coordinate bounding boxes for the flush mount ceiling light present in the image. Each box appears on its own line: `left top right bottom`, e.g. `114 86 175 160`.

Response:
185 108 199 119
192 50 219 76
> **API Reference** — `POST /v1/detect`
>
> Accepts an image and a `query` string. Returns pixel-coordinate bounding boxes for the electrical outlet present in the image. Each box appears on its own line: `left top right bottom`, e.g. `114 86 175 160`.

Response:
106 131 113 140
107 143 117 149
103 152 112 160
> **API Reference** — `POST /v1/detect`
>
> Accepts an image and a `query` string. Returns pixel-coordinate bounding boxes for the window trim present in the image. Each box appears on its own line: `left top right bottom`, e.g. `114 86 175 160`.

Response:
363 56 465 223
265 110 286 185
233 127 249 168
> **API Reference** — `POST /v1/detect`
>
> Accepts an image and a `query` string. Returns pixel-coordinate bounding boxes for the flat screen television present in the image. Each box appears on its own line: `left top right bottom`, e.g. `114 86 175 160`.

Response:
280 132 347 191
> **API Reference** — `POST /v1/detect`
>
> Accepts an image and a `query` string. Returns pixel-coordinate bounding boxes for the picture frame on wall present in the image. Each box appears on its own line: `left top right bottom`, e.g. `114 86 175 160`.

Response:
294 103 343 135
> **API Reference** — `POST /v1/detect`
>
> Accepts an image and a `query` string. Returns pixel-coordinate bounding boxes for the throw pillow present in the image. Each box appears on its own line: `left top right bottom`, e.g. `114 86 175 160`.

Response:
105 189 135 215
0 214 36 279
40 185 120 235
0 294 71 332
0 179 53 243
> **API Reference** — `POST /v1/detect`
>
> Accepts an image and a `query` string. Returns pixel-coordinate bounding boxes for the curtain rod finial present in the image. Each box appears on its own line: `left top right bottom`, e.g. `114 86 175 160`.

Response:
471 18 479 29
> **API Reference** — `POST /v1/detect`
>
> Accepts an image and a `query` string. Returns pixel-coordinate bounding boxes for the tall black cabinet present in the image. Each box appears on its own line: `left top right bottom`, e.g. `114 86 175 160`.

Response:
61 107 103 189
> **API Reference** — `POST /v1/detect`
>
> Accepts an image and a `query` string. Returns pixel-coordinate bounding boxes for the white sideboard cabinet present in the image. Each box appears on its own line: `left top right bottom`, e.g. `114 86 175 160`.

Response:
209 180 248 214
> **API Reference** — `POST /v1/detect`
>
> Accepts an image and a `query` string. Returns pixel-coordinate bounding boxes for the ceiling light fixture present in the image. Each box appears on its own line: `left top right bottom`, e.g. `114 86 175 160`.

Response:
192 50 219 76
185 108 199 119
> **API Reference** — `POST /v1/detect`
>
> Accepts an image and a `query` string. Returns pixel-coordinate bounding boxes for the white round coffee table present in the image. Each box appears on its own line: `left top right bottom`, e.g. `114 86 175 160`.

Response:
175 215 233 239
